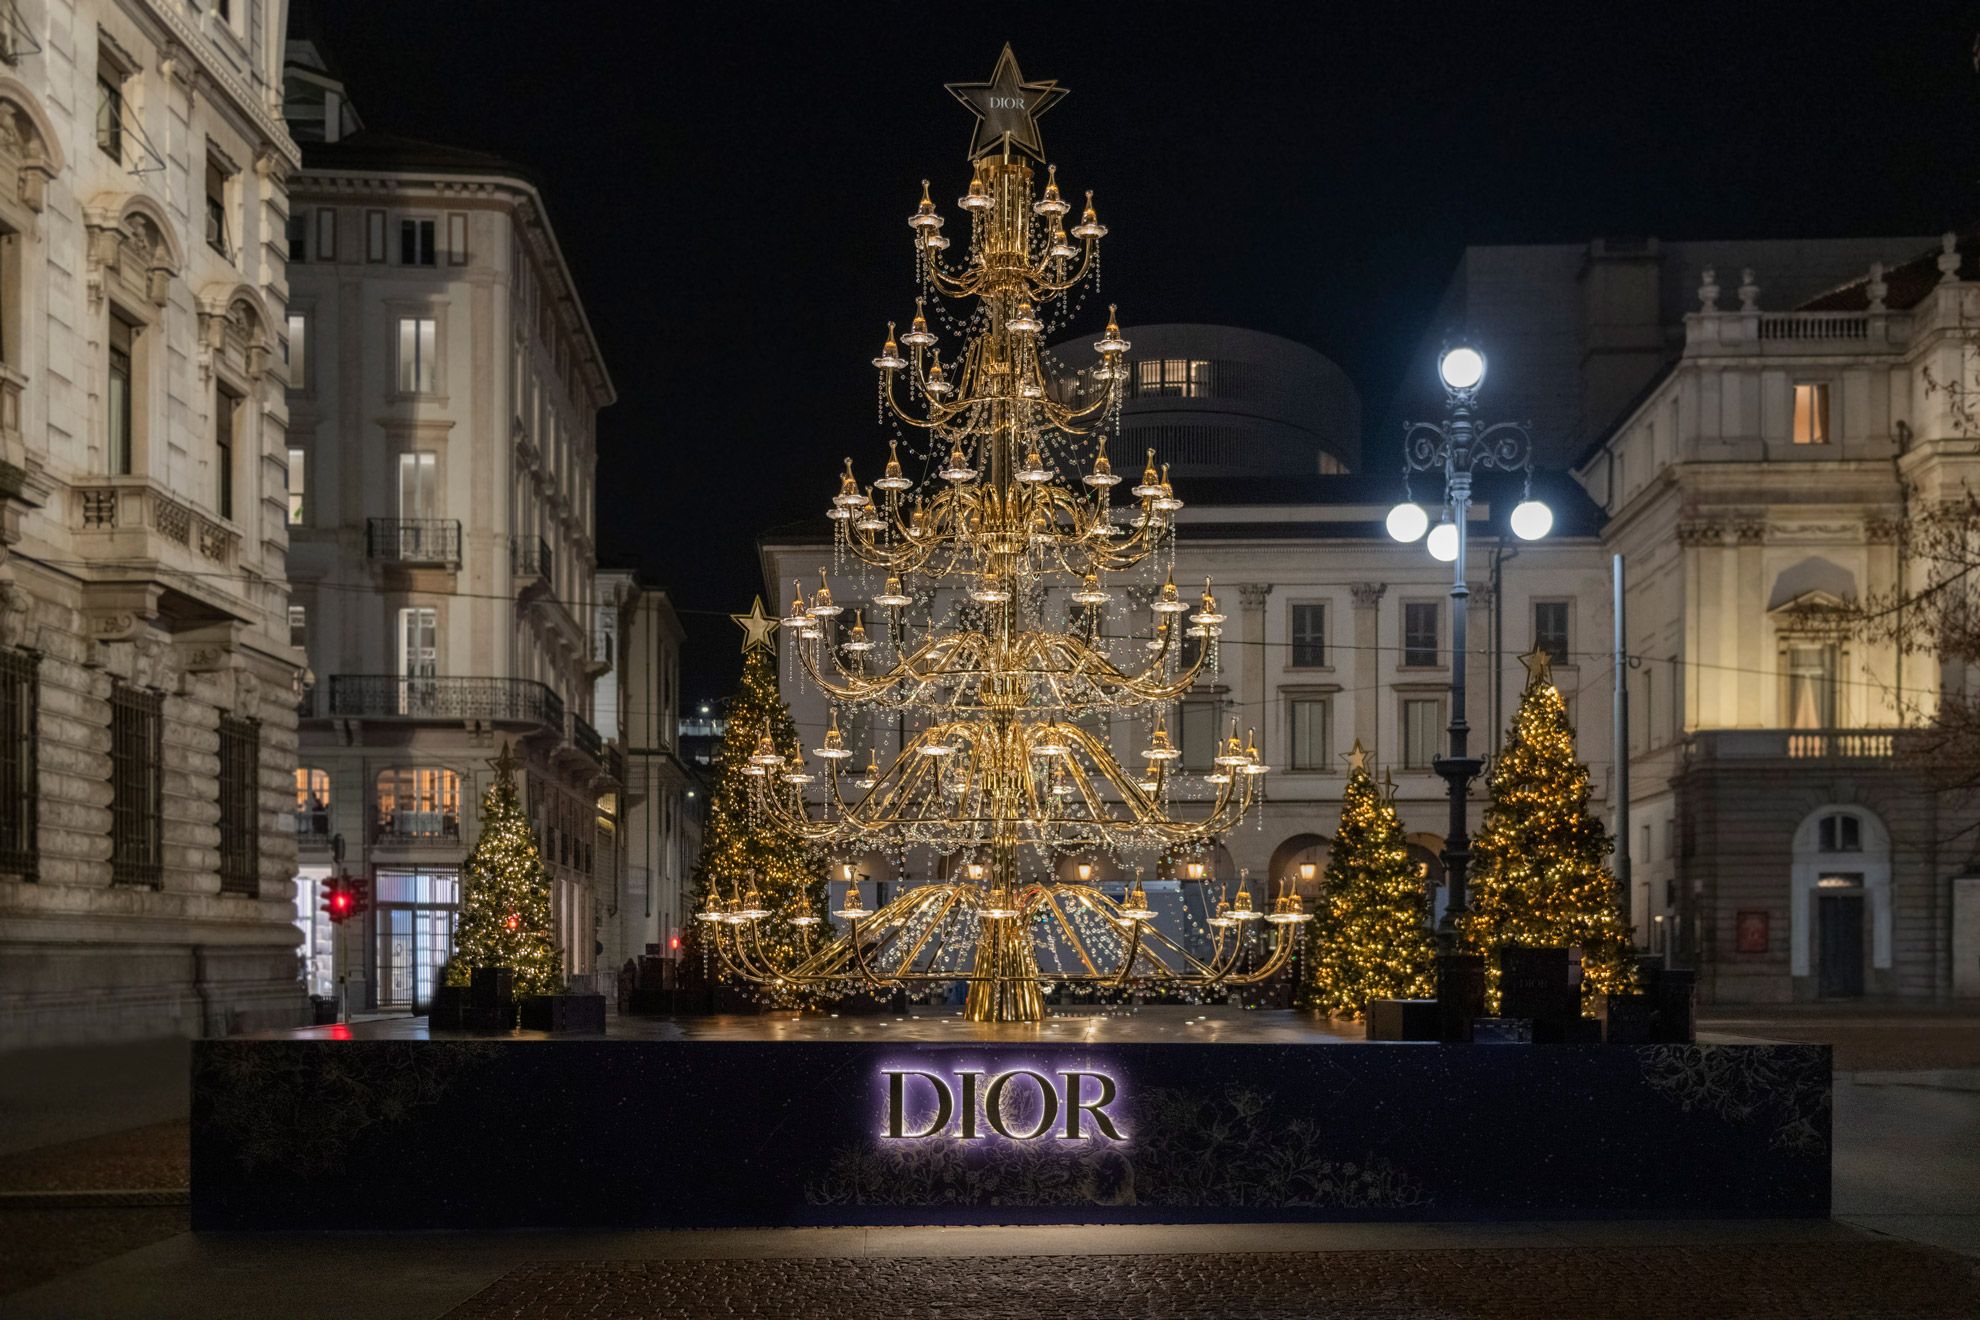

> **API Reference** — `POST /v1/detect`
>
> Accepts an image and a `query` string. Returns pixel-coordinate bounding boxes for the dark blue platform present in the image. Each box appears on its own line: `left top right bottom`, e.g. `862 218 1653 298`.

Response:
190 1014 1830 1230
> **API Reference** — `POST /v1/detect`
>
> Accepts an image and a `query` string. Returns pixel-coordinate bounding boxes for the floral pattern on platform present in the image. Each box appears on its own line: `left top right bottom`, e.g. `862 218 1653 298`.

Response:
198 1041 499 1177
1636 1044 1831 1154
804 1085 1427 1209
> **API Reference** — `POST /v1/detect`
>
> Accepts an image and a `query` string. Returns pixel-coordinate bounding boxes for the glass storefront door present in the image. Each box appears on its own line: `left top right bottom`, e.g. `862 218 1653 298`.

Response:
373 868 458 1011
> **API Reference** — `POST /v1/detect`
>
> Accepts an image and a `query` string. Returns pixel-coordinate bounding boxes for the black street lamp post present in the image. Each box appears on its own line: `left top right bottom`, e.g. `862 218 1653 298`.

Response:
1387 346 1553 1041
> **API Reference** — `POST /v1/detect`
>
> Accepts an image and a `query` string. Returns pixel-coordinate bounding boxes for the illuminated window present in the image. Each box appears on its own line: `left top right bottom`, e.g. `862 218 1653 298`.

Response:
1784 643 1837 729
375 767 461 842
397 316 437 393
1133 358 1209 398
1792 383 1830 445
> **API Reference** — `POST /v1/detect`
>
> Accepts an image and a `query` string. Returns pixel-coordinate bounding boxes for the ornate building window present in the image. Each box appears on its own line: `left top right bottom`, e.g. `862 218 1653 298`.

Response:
1783 642 1839 729
1177 700 1217 771
0 648 36 880
109 681 162 886
217 716 259 894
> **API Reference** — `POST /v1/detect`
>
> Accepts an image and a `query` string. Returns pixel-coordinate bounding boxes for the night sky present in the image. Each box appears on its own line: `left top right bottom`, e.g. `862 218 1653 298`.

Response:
314 1 1980 699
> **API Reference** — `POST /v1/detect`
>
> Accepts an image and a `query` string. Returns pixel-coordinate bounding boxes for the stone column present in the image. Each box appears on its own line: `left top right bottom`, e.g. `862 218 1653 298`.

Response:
1238 585 1271 764
1349 582 1386 756
1734 519 1767 726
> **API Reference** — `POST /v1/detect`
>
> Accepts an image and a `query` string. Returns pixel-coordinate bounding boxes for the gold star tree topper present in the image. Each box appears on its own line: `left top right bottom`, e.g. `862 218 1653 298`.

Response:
732 597 779 654
1517 643 1556 688
946 44 1067 161
1342 738 1371 774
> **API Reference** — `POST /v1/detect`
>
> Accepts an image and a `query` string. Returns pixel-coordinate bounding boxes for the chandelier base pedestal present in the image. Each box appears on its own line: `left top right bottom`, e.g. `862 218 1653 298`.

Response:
965 917 1047 1023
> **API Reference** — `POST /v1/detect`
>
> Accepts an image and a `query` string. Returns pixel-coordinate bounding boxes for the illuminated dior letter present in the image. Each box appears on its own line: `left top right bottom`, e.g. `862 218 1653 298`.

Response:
884 1070 953 1140
881 1067 1127 1141
1060 1070 1125 1141
984 1069 1058 1141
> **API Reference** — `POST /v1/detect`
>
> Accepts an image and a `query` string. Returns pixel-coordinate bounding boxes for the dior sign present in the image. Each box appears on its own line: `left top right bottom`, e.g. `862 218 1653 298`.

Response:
882 1067 1126 1142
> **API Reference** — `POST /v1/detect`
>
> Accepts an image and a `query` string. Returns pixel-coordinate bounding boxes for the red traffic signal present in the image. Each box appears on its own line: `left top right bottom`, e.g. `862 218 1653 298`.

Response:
319 875 369 925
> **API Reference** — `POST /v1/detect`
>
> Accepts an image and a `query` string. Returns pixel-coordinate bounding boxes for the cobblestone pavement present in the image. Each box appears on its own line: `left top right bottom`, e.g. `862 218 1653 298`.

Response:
0 1120 190 1298
440 1243 1980 1320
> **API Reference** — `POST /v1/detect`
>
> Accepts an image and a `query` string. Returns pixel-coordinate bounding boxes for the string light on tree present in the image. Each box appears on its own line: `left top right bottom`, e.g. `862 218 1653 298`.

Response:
1301 741 1436 1019
447 742 562 996
1461 647 1640 1010
684 602 832 1006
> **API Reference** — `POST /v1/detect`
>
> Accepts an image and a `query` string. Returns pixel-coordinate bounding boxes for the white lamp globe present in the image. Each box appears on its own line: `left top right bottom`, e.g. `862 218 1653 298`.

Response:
1385 501 1429 543
1426 519 1460 563
1509 498 1554 541
1438 345 1486 392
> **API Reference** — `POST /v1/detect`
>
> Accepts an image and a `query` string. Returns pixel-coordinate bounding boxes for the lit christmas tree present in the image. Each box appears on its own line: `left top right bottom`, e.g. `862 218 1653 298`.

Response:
1301 742 1435 1018
685 600 829 994
448 743 562 995
1463 648 1639 1010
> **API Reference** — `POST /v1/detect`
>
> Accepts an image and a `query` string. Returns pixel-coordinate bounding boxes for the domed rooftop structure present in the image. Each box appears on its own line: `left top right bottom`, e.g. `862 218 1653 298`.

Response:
1052 324 1360 478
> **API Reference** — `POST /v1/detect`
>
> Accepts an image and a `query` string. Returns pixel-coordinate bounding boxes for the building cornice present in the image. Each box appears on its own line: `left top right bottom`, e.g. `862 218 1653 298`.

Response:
138 0 299 169
291 167 615 410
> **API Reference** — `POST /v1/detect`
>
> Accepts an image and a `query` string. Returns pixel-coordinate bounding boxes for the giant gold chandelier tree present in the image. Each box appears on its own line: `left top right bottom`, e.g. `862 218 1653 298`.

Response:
702 46 1311 1022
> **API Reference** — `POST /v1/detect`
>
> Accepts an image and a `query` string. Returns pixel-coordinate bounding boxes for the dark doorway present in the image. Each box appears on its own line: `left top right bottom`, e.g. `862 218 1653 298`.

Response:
1817 893 1865 998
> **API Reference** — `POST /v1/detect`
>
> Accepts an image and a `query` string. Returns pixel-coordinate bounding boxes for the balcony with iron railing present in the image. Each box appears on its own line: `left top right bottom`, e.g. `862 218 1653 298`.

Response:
293 807 332 841
372 809 462 848
367 518 462 568
1684 728 1900 764
512 534 553 588
571 711 602 761
328 675 564 728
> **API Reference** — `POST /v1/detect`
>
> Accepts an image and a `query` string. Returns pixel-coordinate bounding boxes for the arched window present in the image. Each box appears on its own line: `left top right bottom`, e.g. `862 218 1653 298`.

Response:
1816 812 1861 853
375 767 460 842
293 767 329 837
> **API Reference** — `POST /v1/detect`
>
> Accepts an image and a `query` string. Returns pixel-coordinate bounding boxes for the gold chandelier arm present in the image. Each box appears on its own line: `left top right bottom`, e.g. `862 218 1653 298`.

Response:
1036 886 1105 978
1216 928 1300 985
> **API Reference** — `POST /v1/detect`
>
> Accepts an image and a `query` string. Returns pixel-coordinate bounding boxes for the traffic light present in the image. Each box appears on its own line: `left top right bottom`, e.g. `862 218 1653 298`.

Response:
320 876 354 925
319 875 369 925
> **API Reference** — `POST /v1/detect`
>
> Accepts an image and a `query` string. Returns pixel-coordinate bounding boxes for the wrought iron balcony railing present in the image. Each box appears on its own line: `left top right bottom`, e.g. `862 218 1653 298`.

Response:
293 809 331 840
367 518 462 567
512 534 553 584
373 812 462 847
327 675 564 727
571 711 602 761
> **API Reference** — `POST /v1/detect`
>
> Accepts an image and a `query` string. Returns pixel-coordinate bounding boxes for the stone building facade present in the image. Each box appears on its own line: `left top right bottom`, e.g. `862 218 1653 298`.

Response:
0 0 305 1047
1577 242 1980 1003
594 571 701 974
283 37 616 1013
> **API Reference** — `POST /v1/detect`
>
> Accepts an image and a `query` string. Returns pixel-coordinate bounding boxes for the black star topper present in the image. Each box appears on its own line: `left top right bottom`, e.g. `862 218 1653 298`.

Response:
947 44 1067 161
